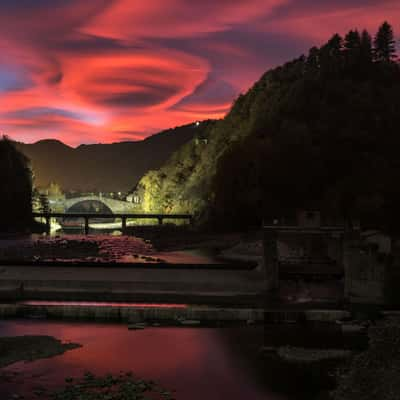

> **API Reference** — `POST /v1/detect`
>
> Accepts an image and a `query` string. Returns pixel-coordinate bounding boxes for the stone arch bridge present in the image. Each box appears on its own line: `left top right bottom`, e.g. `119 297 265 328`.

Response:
62 195 136 214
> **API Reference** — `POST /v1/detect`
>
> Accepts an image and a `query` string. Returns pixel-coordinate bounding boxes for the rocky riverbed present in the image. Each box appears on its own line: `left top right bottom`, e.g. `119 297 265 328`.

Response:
0 227 263 266
333 317 400 400
263 346 352 364
0 235 164 264
128 226 264 264
49 372 175 400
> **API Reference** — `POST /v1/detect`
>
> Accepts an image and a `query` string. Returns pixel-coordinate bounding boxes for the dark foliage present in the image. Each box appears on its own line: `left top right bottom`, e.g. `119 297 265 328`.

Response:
212 22 400 232
374 21 397 63
333 319 400 400
0 137 32 232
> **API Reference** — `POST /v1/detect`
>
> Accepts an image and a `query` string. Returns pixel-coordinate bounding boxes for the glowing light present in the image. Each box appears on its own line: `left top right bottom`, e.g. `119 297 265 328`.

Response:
21 300 188 308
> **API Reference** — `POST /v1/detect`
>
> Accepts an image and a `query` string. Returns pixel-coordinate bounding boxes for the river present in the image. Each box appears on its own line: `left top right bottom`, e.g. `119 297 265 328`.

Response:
0 320 280 400
0 319 348 400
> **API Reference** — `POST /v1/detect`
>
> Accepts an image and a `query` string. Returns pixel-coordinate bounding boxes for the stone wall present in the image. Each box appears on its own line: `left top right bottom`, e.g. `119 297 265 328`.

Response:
277 232 343 266
263 226 345 304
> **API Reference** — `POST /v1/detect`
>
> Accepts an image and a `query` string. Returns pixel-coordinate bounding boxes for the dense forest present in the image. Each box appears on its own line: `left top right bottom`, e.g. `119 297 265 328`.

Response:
138 22 400 232
0 137 32 232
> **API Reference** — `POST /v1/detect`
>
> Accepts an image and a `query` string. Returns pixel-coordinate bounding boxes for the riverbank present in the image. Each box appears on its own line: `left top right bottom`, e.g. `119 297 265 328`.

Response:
0 227 264 266
0 227 346 307
0 260 265 305
333 316 400 400
127 226 263 255
127 226 266 270
0 335 80 368
0 235 155 263
0 302 353 324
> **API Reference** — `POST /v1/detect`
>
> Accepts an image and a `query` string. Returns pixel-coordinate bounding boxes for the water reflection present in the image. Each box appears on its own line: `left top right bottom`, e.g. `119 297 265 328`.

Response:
0 320 282 400
20 301 188 308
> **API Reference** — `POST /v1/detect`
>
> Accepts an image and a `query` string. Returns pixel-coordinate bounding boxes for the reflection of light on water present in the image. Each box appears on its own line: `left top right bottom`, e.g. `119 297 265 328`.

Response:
58 220 159 232
88 221 147 229
38 217 157 235
34 217 61 233
0 321 268 400
20 300 188 308
153 250 221 265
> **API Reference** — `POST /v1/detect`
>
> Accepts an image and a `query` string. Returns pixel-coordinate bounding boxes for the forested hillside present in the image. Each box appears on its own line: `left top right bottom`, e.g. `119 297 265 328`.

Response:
138 22 400 232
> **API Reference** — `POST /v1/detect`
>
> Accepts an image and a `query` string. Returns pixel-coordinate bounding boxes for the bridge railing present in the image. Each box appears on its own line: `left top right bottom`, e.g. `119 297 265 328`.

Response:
32 212 193 234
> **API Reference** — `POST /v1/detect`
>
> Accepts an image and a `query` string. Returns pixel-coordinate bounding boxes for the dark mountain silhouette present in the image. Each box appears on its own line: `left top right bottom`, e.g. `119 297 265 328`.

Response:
137 22 400 232
15 121 215 193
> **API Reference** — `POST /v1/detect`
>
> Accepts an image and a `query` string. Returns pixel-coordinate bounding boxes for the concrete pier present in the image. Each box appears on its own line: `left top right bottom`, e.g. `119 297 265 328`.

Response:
0 302 350 323
0 264 266 305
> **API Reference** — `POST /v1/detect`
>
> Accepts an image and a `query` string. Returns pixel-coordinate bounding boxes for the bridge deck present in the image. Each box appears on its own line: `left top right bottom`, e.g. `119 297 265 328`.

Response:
33 212 193 234
33 212 192 219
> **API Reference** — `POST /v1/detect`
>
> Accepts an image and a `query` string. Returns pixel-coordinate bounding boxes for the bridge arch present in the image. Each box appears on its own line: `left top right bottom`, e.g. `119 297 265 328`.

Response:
62 195 136 214
66 199 113 214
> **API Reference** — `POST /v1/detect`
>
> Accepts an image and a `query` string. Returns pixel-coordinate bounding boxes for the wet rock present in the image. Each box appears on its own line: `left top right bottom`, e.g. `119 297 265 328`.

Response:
179 320 201 326
48 372 174 400
333 317 400 400
341 324 367 334
128 323 147 330
276 346 352 363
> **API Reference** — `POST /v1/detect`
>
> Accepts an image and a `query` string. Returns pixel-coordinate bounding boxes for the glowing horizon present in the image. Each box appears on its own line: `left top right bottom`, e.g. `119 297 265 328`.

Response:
0 0 399 146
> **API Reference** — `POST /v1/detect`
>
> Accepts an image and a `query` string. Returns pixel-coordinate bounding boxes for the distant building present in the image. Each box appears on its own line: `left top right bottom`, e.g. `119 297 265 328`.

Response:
263 210 400 306
263 211 345 294
344 230 395 305
363 230 392 255
126 193 141 204
296 210 321 228
194 137 208 146
126 184 143 204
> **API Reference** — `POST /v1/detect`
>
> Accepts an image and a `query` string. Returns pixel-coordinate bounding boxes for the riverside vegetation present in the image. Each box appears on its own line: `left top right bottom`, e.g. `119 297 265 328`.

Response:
137 22 400 233
333 317 400 400
0 137 32 232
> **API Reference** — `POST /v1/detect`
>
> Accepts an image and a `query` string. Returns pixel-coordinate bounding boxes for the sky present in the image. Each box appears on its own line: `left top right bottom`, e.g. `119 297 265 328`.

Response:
0 0 399 146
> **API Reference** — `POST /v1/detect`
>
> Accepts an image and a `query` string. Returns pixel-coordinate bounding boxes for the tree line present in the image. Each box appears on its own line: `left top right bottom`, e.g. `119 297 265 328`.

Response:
304 22 398 81
0 137 32 232
211 22 400 232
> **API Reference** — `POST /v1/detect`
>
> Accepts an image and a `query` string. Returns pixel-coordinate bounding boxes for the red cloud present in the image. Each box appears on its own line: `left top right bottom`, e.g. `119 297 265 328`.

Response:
83 0 289 39
0 0 398 145
261 0 400 43
58 48 210 111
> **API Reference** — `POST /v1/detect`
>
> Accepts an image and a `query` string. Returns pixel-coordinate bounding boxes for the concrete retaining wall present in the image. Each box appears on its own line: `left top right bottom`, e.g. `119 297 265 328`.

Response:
0 303 350 323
